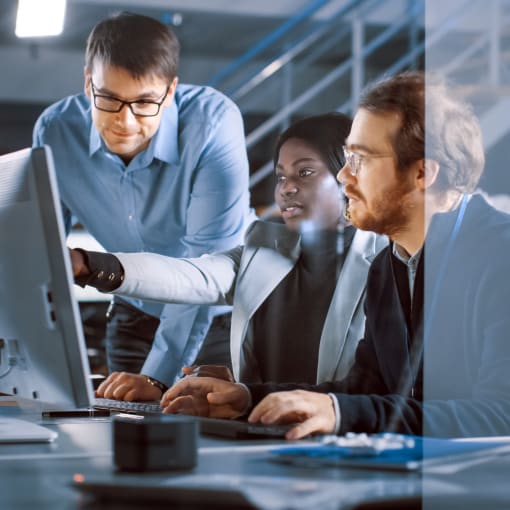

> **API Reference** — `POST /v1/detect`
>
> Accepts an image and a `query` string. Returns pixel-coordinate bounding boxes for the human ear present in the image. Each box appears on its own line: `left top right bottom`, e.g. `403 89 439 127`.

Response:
417 159 440 191
164 77 179 106
169 76 179 94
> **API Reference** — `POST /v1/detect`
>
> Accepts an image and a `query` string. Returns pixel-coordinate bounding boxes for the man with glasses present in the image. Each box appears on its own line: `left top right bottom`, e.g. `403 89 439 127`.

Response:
33 12 253 401
161 71 510 439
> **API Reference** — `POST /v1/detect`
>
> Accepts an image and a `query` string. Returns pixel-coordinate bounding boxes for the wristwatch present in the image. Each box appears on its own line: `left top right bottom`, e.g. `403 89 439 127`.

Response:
143 375 168 393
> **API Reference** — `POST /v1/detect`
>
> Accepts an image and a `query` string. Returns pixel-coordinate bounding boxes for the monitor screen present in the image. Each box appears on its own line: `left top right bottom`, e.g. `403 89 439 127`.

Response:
0 146 93 410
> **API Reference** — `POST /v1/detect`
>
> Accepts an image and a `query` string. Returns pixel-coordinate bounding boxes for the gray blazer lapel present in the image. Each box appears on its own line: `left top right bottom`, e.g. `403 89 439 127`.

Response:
231 221 300 379
316 231 387 382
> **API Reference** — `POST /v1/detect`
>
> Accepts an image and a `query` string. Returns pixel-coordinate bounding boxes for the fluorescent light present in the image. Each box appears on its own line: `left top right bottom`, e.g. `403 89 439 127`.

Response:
15 0 67 38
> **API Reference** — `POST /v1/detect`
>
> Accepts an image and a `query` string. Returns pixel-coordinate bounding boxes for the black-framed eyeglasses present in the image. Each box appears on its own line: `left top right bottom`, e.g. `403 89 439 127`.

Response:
342 146 394 176
90 80 169 117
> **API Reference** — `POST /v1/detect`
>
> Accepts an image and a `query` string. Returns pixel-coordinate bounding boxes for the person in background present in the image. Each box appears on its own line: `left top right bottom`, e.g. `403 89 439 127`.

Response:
71 113 386 401
33 12 253 401
159 71 510 440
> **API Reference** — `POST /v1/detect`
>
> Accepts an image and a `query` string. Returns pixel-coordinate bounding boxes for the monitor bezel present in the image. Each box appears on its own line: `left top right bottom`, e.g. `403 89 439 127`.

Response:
0 146 93 410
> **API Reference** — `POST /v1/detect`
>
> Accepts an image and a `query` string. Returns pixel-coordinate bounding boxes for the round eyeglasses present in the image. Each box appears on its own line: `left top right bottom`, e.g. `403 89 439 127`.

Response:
90 80 169 117
342 146 394 176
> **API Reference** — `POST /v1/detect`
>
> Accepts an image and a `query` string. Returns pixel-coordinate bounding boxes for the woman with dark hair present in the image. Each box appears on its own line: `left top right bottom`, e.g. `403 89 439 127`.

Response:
72 113 386 400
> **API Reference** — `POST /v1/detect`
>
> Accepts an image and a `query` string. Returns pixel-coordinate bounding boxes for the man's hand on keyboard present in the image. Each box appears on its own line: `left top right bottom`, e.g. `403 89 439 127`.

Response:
95 372 162 402
161 377 250 419
248 390 336 440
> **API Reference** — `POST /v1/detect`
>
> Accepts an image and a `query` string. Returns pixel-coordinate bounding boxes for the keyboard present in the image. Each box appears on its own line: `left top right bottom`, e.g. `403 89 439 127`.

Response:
94 398 162 415
94 398 294 439
198 416 294 439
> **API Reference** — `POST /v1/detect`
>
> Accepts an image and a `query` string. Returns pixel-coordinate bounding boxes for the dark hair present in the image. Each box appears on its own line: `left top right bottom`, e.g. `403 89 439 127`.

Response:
359 71 484 193
85 12 180 82
274 112 352 176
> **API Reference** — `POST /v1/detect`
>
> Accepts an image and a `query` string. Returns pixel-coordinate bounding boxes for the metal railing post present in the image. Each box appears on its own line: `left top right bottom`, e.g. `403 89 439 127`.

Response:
280 45 293 133
207 0 332 89
351 16 364 112
407 0 420 70
489 0 501 87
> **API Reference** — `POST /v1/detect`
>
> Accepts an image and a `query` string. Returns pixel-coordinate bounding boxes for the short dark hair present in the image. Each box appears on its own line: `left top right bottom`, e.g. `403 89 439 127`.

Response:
274 112 352 176
85 12 180 82
359 71 484 193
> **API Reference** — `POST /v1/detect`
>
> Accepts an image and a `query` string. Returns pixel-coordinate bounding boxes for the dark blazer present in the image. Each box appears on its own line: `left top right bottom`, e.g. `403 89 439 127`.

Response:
250 194 510 437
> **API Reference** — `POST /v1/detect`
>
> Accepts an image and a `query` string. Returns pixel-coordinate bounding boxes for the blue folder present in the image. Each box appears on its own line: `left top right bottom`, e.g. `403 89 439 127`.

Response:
271 434 510 472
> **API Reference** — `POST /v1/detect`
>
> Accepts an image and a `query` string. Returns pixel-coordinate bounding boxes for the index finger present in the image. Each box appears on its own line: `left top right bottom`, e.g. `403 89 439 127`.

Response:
161 377 203 405
248 395 277 424
95 372 120 397
180 365 196 376
101 378 132 400
284 417 321 440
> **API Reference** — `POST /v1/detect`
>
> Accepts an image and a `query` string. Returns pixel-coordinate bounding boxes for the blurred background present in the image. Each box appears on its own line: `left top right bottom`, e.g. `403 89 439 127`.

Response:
2 0 509 200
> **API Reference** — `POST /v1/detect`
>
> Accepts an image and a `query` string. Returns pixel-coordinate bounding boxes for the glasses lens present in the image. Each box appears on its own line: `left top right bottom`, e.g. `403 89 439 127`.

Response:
130 102 160 116
351 153 359 175
93 97 161 117
342 148 349 165
343 148 356 175
94 96 123 112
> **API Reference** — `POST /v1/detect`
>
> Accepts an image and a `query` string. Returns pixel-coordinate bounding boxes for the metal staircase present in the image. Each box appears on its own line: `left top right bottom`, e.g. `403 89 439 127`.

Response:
207 0 510 205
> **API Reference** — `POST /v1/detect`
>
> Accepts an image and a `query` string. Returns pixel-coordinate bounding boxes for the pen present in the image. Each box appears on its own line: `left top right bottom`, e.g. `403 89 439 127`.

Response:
42 409 111 418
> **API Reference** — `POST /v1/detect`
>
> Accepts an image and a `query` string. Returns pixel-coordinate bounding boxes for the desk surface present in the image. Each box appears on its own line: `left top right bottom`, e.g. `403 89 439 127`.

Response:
1 410 510 510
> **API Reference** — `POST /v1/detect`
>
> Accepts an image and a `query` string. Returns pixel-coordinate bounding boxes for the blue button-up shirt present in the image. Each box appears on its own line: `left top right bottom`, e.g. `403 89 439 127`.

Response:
33 84 254 385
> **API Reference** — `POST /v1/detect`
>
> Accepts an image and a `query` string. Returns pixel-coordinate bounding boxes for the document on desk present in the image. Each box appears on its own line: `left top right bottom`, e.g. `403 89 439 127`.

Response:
0 417 58 443
270 433 510 473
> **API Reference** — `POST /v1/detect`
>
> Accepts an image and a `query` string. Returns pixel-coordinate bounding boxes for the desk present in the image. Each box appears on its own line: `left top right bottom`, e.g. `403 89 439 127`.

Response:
1 413 510 510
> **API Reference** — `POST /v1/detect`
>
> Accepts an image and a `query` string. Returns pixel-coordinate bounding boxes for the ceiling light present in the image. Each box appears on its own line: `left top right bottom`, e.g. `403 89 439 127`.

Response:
15 0 67 38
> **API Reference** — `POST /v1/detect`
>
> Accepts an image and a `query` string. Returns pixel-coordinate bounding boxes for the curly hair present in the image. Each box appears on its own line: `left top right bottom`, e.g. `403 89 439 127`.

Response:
359 71 484 193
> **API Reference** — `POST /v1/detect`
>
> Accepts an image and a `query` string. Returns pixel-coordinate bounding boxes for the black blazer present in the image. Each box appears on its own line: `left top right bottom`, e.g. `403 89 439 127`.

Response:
249 195 510 437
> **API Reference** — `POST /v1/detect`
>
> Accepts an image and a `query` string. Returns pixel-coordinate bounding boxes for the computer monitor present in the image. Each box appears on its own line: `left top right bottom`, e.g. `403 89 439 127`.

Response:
0 146 93 410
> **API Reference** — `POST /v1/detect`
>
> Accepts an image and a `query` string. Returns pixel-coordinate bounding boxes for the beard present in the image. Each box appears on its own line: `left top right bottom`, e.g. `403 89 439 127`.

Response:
346 181 417 237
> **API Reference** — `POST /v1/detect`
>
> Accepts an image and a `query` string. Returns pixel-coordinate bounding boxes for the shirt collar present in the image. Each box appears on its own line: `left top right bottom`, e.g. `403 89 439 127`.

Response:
392 242 422 268
87 100 180 166
150 100 180 165
89 123 102 157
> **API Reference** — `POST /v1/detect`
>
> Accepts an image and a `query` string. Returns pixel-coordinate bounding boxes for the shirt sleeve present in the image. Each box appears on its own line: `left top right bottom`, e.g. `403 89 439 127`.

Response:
328 393 342 434
33 113 74 234
74 249 125 292
181 99 253 254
